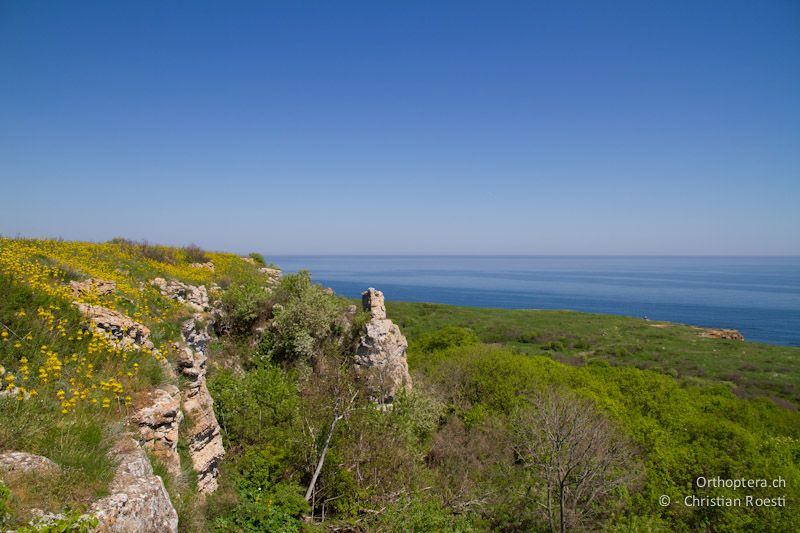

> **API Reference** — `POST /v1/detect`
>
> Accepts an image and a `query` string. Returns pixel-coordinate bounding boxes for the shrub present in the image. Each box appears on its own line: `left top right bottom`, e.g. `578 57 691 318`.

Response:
247 253 266 266
516 331 541 344
183 243 209 263
219 281 272 335
416 326 480 353
209 366 300 447
370 493 476 532
208 448 308 532
109 238 179 264
541 341 565 352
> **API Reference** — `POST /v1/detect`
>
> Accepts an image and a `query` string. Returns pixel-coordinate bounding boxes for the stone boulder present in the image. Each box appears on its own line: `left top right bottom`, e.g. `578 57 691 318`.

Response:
91 436 178 533
0 451 59 475
355 288 412 404
150 278 209 312
189 261 215 271
133 386 183 477
70 279 116 298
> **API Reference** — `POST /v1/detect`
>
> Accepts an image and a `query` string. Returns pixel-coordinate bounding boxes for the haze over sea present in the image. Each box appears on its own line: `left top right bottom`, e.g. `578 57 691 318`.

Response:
272 256 800 347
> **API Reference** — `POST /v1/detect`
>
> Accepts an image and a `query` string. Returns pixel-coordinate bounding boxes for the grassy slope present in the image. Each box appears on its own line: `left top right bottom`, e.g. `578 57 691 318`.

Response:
0 239 266 527
388 301 800 405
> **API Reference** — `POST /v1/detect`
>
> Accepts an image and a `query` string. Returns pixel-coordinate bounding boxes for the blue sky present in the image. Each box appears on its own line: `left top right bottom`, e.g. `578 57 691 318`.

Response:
1 1 798 255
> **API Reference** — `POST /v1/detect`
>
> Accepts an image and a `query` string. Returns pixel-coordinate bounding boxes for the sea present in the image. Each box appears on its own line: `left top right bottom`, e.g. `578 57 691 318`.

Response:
269 256 800 347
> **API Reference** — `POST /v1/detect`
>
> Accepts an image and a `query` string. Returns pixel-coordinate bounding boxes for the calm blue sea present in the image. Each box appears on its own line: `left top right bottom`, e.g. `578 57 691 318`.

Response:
269 256 800 347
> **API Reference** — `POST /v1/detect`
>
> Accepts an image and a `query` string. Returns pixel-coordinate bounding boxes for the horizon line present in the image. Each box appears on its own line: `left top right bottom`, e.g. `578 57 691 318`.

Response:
267 253 800 258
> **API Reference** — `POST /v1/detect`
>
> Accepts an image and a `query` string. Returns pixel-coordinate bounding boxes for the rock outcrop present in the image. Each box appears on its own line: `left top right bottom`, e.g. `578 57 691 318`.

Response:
259 267 281 287
354 288 412 404
91 436 178 533
150 278 209 312
176 316 224 494
189 261 215 271
699 328 744 341
70 278 117 298
133 386 183 477
74 303 154 350
0 451 59 475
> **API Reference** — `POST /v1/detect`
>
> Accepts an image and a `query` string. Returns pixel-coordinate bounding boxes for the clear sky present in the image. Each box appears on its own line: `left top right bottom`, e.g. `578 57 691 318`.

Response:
1 1 798 255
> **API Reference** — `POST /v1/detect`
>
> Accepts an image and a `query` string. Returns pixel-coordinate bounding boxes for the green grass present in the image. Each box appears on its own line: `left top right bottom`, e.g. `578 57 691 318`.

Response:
0 399 117 526
387 301 800 405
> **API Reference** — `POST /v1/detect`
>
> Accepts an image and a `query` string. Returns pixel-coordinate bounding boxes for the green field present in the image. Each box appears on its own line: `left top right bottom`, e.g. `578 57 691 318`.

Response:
388 301 800 405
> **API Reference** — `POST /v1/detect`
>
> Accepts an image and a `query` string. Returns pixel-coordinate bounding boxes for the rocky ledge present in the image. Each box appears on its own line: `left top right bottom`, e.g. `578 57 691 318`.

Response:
176 316 225 494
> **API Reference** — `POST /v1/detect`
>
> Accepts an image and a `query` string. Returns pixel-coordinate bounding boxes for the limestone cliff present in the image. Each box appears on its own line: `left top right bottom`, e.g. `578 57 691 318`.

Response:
153 277 226 495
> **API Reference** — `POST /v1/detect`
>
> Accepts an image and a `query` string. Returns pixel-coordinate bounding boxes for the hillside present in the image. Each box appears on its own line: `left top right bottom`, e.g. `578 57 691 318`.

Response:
1 238 798 532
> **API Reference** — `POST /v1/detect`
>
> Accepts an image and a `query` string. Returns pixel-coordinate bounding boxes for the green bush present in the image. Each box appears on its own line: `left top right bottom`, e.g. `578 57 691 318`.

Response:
370 493 476 532
219 281 272 335
183 243 208 263
247 253 266 266
109 238 180 264
211 497 301 533
260 271 347 364
391 390 446 445
232 448 308 513
209 448 308 532
416 326 480 353
209 366 300 447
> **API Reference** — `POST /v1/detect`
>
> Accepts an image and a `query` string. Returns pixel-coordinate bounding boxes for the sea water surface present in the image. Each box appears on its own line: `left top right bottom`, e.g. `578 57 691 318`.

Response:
269 256 800 347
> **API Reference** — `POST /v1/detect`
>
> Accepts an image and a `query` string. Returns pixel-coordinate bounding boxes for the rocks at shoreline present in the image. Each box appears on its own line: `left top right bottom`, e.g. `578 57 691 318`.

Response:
699 328 744 341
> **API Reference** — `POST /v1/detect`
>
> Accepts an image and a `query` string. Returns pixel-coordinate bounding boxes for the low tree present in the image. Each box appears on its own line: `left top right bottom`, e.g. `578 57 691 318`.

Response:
510 388 638 533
